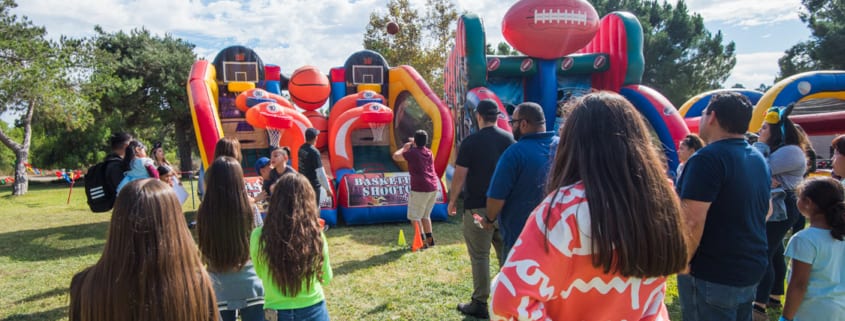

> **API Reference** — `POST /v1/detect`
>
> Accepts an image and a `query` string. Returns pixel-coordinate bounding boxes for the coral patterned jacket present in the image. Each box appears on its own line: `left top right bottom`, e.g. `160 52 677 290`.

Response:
489 182 671 321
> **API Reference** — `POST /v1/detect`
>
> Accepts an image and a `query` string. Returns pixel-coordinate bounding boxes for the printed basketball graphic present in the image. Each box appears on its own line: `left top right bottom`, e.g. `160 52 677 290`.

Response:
288 66 331 111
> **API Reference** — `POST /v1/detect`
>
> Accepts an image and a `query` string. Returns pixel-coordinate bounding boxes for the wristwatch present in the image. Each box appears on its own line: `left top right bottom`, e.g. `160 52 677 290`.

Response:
485 215 496 223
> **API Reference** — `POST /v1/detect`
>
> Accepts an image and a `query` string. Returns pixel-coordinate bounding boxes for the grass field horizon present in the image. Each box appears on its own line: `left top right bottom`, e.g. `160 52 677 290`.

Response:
1 181 784 321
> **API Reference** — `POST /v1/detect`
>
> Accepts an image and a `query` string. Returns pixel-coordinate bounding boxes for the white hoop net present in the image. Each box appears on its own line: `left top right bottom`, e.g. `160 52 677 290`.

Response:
267 127 285 148
368 122 387 143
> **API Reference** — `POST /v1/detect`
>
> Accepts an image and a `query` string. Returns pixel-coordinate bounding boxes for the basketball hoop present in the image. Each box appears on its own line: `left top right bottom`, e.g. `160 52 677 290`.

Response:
267 127 285 148
368 122 387 143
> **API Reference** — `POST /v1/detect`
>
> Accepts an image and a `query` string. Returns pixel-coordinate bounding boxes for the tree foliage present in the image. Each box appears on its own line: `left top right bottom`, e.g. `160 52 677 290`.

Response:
88 28 197 176
777 0 845 79
589 0 736 106
363 0 458 97
0 0 96 194
486 42 519 56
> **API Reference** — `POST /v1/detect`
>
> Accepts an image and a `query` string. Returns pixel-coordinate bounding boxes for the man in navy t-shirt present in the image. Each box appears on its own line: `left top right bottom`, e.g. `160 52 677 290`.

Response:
448 99 515 318
676 92 770 321
485 102 558 258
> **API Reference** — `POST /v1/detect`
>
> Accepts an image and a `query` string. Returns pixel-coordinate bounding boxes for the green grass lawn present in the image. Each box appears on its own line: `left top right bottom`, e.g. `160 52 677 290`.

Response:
0 181 783 320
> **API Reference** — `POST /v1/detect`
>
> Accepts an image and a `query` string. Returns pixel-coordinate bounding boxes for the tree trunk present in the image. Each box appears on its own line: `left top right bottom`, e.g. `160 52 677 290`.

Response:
0 101 34 196
174 118 194 180
13 150 28 195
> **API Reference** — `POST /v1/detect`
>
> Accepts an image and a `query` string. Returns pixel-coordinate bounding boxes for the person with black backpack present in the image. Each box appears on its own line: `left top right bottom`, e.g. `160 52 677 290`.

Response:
85 132 132 212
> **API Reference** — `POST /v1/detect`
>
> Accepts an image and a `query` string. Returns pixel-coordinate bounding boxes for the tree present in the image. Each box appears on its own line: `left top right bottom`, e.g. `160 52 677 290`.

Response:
589 0 736 106
89 28 197 178
0 0 95 195
363 0 458 97
731 83 746 89
777 0 845 79
486 42 519 56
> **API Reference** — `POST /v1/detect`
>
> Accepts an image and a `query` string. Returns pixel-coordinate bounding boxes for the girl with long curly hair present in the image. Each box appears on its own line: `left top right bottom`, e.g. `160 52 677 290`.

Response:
197 156 265 321
69 179 217 321
250 173 332 320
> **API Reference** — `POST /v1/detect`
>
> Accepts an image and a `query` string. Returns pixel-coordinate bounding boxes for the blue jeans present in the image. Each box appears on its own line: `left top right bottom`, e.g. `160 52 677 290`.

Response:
276 301 330 321
220 304 265 321
678 274 756 321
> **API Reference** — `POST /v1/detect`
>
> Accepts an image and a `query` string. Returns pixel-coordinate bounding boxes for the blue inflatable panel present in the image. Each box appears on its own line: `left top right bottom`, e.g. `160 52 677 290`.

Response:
340 203 448 225
321 208 338 226
685 89 763 118
265 80 281 95
620 86 681 178
330 81 346 107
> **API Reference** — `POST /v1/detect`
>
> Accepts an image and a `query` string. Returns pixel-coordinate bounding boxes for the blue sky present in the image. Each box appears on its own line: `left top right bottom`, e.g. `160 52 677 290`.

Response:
9 0 811 107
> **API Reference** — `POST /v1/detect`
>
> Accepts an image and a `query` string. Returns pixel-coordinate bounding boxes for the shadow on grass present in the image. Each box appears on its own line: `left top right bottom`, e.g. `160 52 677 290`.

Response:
14 287 67 305
328 213 466 247
1 307 65 321
334 249 407 276
0 222 108 262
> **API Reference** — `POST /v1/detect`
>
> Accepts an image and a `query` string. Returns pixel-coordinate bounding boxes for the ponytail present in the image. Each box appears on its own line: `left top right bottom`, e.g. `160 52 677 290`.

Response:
827 202 845 241
798 177 845 240
122 140 142 171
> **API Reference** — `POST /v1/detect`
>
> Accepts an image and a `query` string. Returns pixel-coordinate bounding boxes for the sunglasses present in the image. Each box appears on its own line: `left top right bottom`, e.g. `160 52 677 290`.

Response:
508 118 524 126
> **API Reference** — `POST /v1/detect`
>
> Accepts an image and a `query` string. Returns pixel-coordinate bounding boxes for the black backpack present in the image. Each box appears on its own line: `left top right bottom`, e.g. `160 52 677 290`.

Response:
85 157 121 212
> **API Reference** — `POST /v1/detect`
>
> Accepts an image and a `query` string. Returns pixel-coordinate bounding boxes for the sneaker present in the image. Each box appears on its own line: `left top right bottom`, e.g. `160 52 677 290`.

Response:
457 300 489 319
767 297 782 309
426 237 435 248
752 306 768 321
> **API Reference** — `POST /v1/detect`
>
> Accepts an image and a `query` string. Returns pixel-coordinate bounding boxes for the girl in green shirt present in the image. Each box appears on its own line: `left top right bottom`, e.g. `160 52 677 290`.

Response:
251 173 332 321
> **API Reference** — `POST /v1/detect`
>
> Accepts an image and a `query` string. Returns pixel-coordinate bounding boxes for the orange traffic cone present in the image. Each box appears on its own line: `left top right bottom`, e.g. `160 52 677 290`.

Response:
411 221 424 252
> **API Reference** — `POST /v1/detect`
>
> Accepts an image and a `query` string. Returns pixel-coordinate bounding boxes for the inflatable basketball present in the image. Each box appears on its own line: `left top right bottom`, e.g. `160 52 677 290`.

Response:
288 66 331 111
304 110 329 150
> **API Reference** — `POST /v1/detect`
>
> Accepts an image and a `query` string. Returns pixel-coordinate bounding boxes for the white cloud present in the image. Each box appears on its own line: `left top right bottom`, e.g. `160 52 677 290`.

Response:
725 51 783 88
11 0 795 90
683 0 802 27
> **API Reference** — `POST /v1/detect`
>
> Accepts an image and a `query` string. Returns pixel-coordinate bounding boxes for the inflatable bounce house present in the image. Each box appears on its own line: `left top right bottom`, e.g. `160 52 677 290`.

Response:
187 46 452 225
680 71 845 136
445 0 689 176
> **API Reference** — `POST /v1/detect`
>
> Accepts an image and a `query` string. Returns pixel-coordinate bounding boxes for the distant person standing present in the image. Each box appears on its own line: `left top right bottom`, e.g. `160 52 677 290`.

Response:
676 92 771 321
485 102 558 257
299 128 333 206
393 130 440 248
264 146 295 196
105 132 132 194
447 99 514 319
676 134 705 182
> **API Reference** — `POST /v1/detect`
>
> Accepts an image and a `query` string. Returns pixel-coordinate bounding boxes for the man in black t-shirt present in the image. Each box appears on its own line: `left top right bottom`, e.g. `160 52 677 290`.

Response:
105 132 132 194
298 128 332 205
448 99 515 319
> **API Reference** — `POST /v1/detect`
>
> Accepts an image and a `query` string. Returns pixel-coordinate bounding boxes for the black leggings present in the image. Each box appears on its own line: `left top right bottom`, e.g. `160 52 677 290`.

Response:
755 190 800 303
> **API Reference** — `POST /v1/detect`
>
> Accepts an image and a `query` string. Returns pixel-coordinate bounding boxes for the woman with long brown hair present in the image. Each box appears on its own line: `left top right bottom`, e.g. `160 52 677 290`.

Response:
489 92 687 320
197 156 264 321
214 137 242 162
69 179 217 321
250 173 332 321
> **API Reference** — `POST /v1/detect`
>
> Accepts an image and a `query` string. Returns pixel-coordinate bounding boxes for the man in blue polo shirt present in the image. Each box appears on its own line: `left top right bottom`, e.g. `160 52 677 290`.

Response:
677 92 770 321
485 102 558 257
